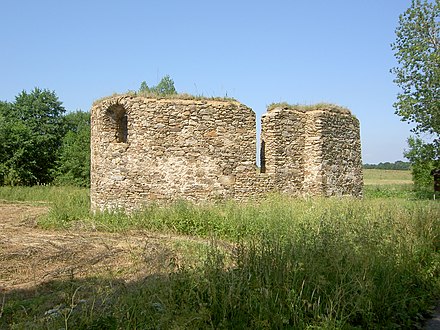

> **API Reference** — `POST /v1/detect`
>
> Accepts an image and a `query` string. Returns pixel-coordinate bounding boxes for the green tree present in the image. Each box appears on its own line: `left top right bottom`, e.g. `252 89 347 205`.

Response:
404 136 438 186
391 0 440 185
152 75 177 95
139 75 177 96
53 111 91 187
0 101 16 184
0 88 66 185
139 81 150 93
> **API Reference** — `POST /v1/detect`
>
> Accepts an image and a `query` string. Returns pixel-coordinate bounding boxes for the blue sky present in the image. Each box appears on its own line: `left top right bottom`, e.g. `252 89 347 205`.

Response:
1 0 416 164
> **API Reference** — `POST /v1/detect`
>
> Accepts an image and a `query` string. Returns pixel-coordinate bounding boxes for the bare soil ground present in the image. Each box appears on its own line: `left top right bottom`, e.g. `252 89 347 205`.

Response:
0 202 203 293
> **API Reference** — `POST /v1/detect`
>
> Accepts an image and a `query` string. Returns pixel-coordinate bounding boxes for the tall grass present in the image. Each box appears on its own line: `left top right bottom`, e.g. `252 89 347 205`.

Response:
1 184 440 328
0 185 90 225
21 199 440 328
88 198 439 329
0 185 87 204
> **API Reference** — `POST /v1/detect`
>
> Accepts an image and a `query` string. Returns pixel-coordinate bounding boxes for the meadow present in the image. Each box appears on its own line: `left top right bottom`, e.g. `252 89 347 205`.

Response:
1 169 439 329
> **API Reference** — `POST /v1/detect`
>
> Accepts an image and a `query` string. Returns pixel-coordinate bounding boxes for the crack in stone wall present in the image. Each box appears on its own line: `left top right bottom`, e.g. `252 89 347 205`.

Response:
91 95 363 212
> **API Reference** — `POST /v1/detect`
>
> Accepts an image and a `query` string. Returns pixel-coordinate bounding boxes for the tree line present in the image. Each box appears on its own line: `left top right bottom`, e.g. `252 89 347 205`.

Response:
363 161 410 170
0 88 90 186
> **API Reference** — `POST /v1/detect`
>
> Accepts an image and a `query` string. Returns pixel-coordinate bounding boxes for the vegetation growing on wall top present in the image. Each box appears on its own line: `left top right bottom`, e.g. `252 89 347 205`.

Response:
136 75 237 102
267 102 351 114
93 92 238 107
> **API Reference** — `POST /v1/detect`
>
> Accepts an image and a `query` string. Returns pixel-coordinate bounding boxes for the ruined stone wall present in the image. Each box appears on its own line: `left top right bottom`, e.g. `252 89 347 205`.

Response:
91 95 256 211
301 106 363 196
259 107 307 195
259 105 363 198
91 96 363 212
319 108 363 197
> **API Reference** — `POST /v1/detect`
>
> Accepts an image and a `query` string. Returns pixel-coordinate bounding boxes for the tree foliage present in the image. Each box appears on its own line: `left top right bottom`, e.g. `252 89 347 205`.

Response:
139 81 150 93
153 75 177 95
0 89 91 187
404 136 439 186
0 88 66 185
53 111 91 187
391 0 440 137
138 75 177 96
391 0 440 186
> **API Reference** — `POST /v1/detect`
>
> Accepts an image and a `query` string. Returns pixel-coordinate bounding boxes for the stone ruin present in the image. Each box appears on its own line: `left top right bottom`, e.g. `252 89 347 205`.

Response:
91 95 363 212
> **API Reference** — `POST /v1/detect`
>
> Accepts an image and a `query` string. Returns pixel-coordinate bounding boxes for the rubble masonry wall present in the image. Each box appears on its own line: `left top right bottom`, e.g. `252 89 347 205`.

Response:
91 95 363 212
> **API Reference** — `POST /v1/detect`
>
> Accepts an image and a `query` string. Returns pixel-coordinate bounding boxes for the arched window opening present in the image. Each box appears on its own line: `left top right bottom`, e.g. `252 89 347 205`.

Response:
260 140 266 173
117 112 128 143
106 105 128 143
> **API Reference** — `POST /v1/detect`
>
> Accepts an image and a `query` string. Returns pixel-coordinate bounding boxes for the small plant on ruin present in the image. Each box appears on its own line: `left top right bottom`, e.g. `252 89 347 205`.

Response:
138 75 177 97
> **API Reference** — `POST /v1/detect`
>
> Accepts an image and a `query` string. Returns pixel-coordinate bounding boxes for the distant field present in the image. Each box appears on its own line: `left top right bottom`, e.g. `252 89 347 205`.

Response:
363 168 412 186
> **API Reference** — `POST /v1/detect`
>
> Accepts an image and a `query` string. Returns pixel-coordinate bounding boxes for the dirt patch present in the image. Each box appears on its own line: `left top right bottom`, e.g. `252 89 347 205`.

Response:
0 203 202 293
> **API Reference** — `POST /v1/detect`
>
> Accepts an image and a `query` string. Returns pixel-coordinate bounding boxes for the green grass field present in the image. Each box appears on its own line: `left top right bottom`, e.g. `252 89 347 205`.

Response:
363 168 412 185
1 170 440 329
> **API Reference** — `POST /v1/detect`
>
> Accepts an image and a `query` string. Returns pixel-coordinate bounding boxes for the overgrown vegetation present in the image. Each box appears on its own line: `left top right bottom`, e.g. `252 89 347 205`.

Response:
1 170 439 329
53 111 90 187
267 102 350 113
391 0 440 187
93 74 238 116
138 74 177 96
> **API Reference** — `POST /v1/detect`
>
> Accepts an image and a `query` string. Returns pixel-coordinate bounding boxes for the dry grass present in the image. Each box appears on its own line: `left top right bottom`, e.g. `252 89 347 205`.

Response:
0 203 213 293
93 91 238 107
267 102 351 114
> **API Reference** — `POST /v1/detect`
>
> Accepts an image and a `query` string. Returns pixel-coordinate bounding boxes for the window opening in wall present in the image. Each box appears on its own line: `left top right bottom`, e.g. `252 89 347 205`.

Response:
117 112 128 143
106 105 128 143
260 140 266 173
